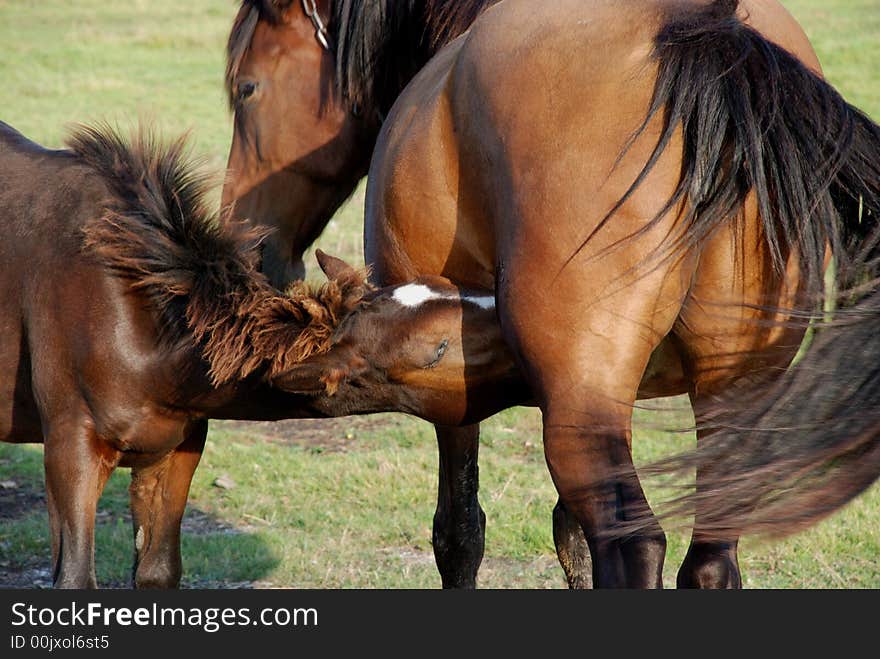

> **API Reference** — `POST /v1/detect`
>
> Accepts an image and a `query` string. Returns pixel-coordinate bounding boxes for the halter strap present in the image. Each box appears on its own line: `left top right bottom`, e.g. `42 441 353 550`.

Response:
301 0 332 51
301 1 370 119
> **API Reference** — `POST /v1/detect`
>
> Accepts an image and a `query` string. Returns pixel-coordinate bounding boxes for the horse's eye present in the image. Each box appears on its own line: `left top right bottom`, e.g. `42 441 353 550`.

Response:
237 80 258 103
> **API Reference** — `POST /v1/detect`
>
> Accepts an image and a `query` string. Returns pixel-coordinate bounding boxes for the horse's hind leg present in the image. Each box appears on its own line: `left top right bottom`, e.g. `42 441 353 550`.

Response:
553 499 592 588
541 403 667 588
677 398 741 589
129 419 207 589
43 417 120 588
672 220 805 588
494 218 693 586
432 424 486 588
497 292 678 587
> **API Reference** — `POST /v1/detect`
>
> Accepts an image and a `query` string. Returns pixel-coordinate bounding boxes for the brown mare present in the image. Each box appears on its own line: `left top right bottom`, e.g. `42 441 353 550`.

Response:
222 0 877 587
0 121 522 588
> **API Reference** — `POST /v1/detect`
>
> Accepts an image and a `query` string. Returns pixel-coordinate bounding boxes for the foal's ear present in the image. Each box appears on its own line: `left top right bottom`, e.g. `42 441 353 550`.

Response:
272 346 368 396
315 249 360 282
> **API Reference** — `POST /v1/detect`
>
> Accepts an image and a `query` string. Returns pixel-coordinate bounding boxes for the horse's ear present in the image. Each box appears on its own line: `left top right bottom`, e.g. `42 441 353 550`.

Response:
315 249 360 282
271 346 368 396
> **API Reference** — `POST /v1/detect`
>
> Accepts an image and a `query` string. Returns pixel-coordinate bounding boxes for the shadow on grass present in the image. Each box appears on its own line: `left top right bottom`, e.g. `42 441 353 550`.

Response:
0 443 278 589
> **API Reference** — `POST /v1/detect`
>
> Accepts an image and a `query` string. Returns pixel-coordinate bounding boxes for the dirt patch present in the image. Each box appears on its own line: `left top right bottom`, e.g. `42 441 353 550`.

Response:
180 508 242 536
0 564 54 589
212 415 401 453
91 506 241 538
479 555 574 589
0 564 268 589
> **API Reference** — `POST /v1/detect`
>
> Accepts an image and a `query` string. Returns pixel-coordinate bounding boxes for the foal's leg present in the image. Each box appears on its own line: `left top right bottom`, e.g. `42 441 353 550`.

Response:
552 499 592 588
43 418 120 588
129 419 207 589
432 424 486 588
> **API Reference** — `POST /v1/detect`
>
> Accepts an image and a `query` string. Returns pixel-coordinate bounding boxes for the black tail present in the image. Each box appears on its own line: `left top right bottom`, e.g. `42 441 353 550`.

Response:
643 295 880 538
611 0 880 537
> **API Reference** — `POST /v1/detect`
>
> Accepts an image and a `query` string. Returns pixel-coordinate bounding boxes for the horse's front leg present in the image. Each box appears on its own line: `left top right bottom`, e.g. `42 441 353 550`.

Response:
129 419 207 589
432 424 486 588
43 417 120 588
260 232 306 290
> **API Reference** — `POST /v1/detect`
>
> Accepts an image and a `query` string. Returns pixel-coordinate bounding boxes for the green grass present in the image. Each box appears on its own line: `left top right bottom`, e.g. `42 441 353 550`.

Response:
784 0 880 114
0 0 232 166
0 0 878 589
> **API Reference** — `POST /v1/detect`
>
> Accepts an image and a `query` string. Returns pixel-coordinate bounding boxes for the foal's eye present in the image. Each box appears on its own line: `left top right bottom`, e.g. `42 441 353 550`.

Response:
423 339 449 369
236 81 258 103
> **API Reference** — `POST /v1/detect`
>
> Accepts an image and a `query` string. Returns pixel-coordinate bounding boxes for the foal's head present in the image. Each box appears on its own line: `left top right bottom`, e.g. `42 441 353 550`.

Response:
275 251 527 425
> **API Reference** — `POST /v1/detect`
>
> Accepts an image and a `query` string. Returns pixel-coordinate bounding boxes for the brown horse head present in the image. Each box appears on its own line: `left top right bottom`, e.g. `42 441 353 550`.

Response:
221 0 496 288
222 0 377 286
273 250 528 426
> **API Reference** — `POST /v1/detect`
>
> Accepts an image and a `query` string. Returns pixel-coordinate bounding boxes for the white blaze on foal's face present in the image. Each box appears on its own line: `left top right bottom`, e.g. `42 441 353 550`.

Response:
390 283 495 310
377 280 497 394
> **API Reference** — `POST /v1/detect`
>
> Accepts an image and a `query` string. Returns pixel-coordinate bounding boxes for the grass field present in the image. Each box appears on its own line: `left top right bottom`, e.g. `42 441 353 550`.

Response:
0 0 878 589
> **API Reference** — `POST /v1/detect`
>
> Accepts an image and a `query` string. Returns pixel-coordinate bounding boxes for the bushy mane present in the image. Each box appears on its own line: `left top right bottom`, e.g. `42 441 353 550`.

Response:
225 0 495 117
75 123 369 385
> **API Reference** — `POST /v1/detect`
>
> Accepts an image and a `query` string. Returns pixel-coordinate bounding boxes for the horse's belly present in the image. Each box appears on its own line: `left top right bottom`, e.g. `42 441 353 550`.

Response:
0 305 41 444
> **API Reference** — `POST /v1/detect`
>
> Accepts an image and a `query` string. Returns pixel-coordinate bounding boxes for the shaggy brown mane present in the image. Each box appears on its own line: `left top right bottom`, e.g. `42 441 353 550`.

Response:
75 123 370 385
